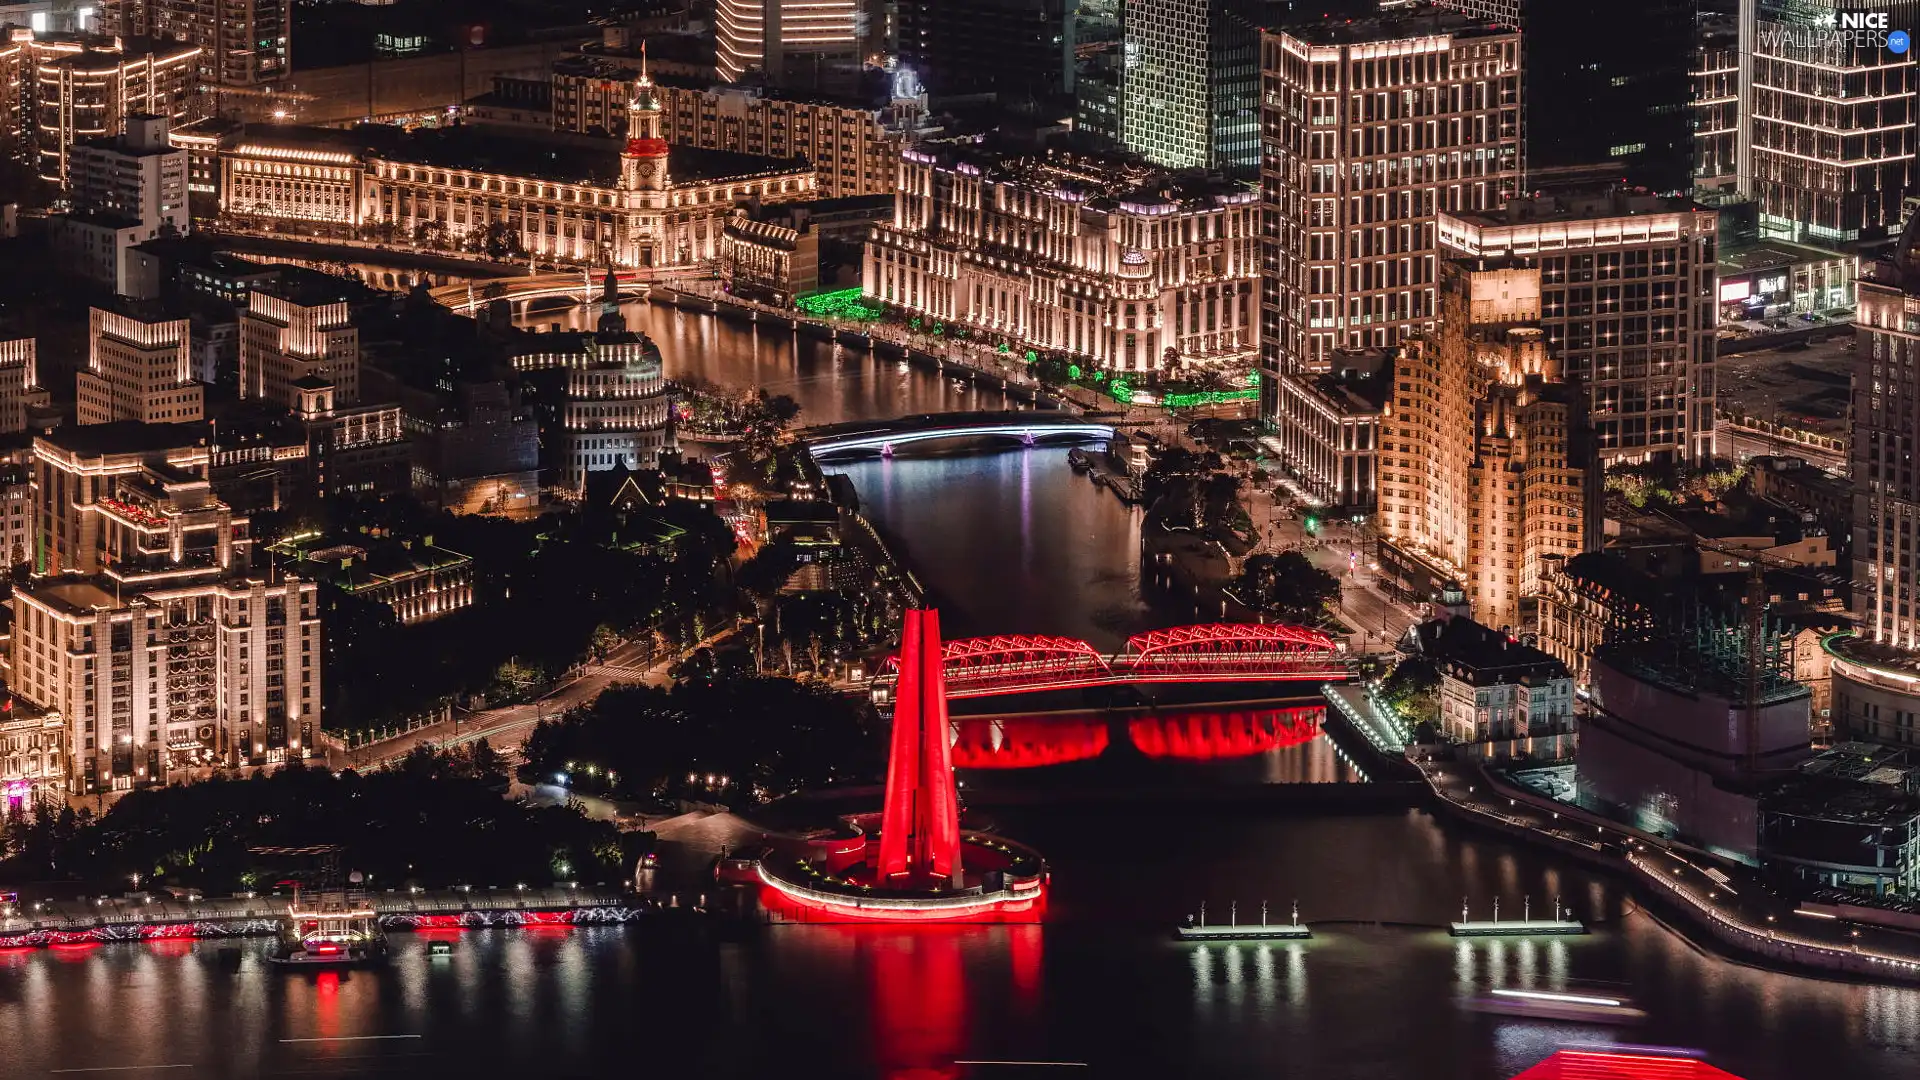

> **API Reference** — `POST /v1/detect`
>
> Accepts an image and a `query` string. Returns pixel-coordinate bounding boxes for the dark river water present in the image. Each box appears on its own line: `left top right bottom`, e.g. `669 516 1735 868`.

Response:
1 305 1914 1080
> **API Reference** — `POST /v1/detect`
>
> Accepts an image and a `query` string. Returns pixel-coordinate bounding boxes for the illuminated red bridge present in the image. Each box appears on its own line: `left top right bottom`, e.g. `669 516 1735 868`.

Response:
877 622 1352 699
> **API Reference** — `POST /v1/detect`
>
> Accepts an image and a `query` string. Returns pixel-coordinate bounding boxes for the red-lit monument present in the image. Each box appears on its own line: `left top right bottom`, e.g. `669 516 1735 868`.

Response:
757 609 1048 921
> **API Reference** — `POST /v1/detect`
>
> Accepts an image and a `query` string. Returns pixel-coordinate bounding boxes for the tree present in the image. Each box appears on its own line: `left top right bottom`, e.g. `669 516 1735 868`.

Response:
466 738 508 788
474 221 526 261
412 219 451 251
739 391 802 455
1202 472 1245 531
737 537 801 602
1233 551 1339 624
517 677 879 807
1379 656 1441 724
1032 356 1073 388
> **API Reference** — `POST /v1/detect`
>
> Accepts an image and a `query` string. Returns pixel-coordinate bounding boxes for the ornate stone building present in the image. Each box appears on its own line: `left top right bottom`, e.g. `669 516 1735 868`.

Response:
1377 260 1600 631
195 63 816 270
865 147 1259 374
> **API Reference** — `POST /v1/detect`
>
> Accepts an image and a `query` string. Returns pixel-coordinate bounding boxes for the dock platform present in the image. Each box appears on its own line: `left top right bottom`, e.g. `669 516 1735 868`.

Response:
1174 923 1312 941
1449 919 1587 937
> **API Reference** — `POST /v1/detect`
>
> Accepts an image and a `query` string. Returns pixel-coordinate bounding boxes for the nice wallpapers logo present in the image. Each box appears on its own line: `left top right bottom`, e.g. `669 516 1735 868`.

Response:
1759 10 1911 52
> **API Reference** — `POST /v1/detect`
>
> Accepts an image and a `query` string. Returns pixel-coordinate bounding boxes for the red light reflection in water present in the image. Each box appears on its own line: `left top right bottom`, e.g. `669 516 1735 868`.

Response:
143 937 196 958
783 922 1045 1079
950 716 1108 769
314 971 341 1042
1128 706 1323 760
869 929 965 1080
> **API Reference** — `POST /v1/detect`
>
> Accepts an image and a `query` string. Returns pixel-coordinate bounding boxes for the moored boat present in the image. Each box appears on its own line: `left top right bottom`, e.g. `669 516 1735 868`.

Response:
268 889 388 967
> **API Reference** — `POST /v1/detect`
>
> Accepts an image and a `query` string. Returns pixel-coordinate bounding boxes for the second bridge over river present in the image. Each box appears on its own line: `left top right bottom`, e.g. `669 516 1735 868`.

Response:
801 411 1119 458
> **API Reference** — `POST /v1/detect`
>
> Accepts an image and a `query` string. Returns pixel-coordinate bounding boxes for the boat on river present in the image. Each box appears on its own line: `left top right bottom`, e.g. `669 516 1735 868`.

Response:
268 888 388 967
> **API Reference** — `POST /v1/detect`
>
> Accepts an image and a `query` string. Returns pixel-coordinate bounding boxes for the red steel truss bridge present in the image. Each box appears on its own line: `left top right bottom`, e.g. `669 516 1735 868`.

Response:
877 622 1352 699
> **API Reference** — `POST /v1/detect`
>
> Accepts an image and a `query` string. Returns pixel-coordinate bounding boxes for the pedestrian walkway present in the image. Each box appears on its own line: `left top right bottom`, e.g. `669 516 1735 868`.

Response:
1415 753 1920 983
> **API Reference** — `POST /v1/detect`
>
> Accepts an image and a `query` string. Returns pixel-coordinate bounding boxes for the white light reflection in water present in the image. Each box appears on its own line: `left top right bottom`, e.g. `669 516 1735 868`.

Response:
1546 938 1570 989
1188 941 1311 1016
1515 938 1538 991
1285 942 1307 1009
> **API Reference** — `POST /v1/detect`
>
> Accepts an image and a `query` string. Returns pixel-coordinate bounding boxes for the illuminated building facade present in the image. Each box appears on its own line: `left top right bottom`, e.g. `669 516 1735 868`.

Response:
0 336 48 434
1268 349 1387 510
79 304 205 425
241 284 360 408
12 423 320 790
510 271 674 489
1379 261 1597 631
1852 235 1920 656
549 62 919 198
206 85 816 268
100 0 290 87
1439 190 1720 465
865 147 1259 374
715 0 860 90
1416 613 1576 762
66 114 187 233
1694 9 1740 190
35 38 199 183
1742 0 1920 244
0 698 67 798
1121 0 1262 176
1258 9 1522 417
218 132 367 229
721 205 819 306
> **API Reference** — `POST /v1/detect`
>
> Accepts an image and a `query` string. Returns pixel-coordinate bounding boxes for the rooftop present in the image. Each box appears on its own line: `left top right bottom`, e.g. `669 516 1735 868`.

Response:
1719 240 1853 275
1596 639 1809 706
1275 3 1516 46
272 531 471 592
1800 742 1920 791
250 265 381 309
1825 631 1920 681
1413 616 1568 683
39 420 207 459
1447 187 1700 228
27 579 124 616
374 125 807 186
906 145 1253 212
1762 777 1920 828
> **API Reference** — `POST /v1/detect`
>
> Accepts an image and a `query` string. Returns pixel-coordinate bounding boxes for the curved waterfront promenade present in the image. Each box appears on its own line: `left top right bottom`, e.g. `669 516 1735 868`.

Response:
1417 753 1920 985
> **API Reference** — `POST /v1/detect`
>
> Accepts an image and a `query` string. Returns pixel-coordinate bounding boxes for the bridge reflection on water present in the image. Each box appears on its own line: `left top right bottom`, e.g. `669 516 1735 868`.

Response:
946 703 1361 785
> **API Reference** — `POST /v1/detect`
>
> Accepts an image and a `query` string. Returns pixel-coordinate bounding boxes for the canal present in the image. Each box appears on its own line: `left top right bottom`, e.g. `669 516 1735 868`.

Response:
0 302 1905 1080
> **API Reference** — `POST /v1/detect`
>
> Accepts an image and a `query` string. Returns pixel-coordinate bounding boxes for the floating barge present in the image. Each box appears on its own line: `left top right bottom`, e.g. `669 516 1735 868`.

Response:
1449 918 1588 937
1175 922 1312 941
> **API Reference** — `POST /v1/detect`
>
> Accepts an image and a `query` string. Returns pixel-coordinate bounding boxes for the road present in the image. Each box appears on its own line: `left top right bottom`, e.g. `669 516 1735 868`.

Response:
1247 486 1422 652
344 639 679 770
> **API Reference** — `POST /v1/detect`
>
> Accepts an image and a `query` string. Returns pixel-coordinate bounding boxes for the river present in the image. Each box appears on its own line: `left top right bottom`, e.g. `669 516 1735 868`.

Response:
0 305 1911 1080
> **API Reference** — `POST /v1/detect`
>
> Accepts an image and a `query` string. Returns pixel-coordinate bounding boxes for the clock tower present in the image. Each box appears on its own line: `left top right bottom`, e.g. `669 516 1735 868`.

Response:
619 44 671 268
620 46 670 195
